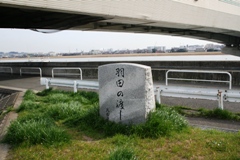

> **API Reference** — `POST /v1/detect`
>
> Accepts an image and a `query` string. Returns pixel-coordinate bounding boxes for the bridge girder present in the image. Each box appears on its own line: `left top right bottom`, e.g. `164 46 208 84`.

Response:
0 5 240 49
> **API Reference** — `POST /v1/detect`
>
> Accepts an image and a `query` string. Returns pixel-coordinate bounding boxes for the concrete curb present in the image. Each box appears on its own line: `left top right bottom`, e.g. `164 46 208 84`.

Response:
0 91 24 160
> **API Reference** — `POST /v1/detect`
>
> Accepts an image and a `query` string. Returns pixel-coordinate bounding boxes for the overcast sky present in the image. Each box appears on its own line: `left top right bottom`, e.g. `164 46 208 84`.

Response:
0 28 222 53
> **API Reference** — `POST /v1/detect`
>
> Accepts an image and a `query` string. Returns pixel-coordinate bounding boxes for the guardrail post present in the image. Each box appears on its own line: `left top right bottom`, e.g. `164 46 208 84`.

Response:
165 70 169 86
217 90 224 110
45 79 49 89
155 87 161 104
20 68 22 76
74 81 77 93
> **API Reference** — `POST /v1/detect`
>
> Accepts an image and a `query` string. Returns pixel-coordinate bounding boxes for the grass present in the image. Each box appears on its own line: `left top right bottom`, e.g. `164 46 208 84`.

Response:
109 147 137 160
171 105 240 121
2 89 240 160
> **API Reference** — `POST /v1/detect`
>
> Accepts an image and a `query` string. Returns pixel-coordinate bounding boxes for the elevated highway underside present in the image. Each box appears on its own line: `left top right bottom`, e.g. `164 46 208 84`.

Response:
0 0 240 54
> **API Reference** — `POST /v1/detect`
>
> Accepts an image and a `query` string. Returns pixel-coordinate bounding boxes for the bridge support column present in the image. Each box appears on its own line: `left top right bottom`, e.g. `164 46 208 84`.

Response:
222 46 240 57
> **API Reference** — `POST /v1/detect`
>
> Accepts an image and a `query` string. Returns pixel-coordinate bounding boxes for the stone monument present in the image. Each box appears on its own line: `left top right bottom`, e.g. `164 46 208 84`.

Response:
98 63 155 125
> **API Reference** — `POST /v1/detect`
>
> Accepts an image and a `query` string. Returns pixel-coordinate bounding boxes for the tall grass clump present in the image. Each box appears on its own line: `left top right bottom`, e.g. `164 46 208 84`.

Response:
64 104 131 136
199 108 240 120
23 90 36 101
16 100 42 113
74 91 99 103
43 93 72 104
36 88 53 96
46 102 88 121
65 103 188 138
108 147 137 160
133 105 188 138
3 115 70 146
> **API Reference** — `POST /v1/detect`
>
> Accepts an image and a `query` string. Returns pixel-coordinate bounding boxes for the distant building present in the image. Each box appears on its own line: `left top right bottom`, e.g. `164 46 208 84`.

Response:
204 43 223 52
48 52 57 56
90 50 102 55
185 45 205 52
170 47 188 53
147 46 166 53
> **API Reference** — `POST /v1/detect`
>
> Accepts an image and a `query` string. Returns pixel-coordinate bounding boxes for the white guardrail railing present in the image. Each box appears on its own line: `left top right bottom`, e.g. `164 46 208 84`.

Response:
52 67 82 79
166 70 232 89
20 67 42 77
40 77 240 110
0 67 13 75
40 77 99 92
154 86 240 110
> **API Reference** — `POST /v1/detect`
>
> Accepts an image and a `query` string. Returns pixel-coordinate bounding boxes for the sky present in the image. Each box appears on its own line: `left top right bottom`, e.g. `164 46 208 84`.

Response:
0 28 222 53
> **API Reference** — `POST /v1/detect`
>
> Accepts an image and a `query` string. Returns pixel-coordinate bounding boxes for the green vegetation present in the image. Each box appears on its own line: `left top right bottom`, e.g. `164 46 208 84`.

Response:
198 108 240 120
109 147 137 160
2 89 240 160
171 105 240 121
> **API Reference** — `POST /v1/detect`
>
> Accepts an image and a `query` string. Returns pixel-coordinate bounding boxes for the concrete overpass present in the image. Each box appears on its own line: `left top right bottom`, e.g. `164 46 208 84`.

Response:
0 0 240 55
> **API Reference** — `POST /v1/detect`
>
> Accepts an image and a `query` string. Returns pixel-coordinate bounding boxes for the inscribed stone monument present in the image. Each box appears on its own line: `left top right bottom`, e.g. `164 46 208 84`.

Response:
98 63 155 124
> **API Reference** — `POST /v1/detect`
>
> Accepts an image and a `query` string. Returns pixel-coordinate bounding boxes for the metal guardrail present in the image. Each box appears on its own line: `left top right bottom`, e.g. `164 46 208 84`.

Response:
166 70 232 89
52 68 82 79
0 67 13 75
40 76 239 110
20 67 42 77
155 86 240 110
40 77 98 92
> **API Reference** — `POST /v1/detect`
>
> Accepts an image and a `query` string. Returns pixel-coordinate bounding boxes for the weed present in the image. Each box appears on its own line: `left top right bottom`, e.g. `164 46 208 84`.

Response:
65 103 188 138
65 105 132 137
109 147 137 160
133 107 188 138
206 140 227 152
199 108 240 120
3 89 240 159
75 91 99 103
3 117 70 146
23 90 36 101
46 102 86 121
16 100 42 113
36 88 53 96
110 134 132 146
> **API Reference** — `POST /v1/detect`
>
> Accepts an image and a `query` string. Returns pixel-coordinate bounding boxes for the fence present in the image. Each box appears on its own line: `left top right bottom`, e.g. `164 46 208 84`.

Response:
40 77 99 92
0 67 13 75
154 86 240 110
52 67 82 79
20 67 42 77
166 70 232 89
40 77 240 110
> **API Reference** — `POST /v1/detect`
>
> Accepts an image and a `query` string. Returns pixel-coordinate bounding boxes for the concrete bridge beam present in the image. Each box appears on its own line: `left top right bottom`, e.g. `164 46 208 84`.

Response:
222 46 240 57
